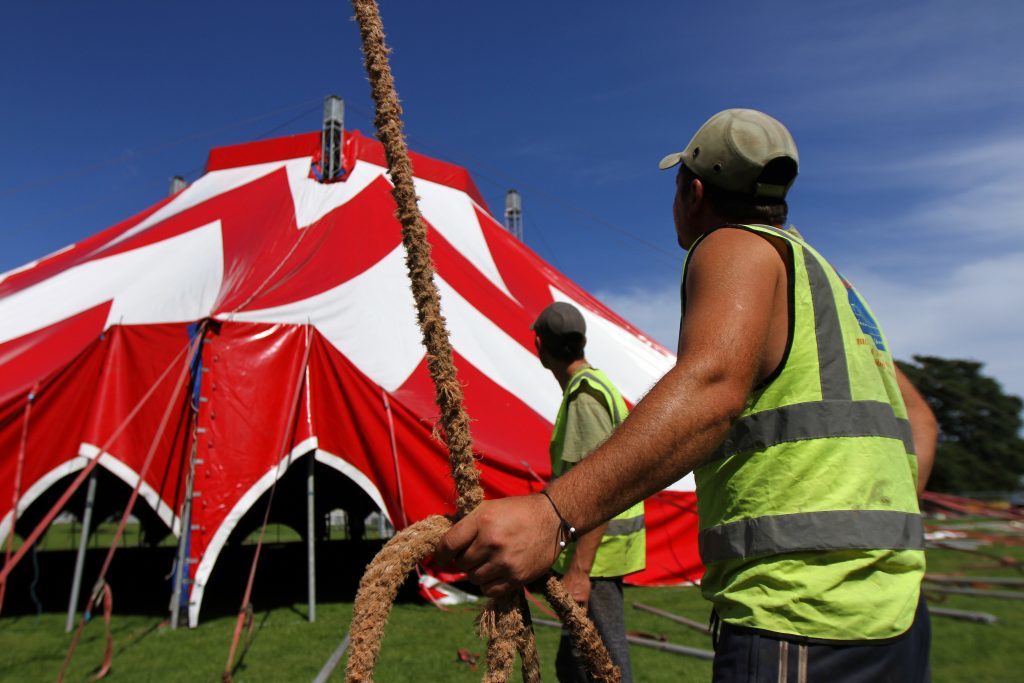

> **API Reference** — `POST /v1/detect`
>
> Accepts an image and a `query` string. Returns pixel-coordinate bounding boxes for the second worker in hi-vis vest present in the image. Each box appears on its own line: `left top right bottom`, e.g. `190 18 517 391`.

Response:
437 109 939 683
532 302 645 683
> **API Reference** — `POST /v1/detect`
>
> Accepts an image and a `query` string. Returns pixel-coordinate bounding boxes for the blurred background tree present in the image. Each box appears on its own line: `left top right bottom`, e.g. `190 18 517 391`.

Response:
897 356 1024 494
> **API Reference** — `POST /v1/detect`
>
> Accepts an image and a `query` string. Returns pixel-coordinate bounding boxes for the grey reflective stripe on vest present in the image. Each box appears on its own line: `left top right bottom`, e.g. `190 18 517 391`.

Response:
712 400 916 460
568 371 623 424
711 234 915 461
605 514 645 537
750 227 851 400
699 510 924 563
802 247 852 400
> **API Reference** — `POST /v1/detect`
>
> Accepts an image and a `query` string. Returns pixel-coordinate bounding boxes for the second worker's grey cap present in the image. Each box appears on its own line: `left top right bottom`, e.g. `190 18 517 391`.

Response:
532 302 586 338
659 109 799 199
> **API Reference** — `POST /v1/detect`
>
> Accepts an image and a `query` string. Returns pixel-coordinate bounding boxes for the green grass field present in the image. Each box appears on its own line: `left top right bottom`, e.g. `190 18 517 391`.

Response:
1 537 1022 681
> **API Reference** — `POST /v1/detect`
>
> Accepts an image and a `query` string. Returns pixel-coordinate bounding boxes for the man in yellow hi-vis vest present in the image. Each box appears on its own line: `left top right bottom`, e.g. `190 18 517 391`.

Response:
439 109 938 682
532 301 645 683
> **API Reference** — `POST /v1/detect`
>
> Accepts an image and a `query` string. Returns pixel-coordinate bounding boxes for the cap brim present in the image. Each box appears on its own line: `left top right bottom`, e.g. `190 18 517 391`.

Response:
658 152 684 170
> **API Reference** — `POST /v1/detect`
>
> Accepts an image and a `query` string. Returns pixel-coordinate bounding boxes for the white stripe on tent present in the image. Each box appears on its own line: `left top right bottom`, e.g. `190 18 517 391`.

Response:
663 473 697 493
0 445 182 544
106 154 515 304
79 444 182 536
0 222 224 344
286 159 389 230
436 274 561 422
412 172 514 300
548 287 675 407
0 244 74 286
230 247 562 421
0 457 89 546
188 436 320 628
229 246 426 393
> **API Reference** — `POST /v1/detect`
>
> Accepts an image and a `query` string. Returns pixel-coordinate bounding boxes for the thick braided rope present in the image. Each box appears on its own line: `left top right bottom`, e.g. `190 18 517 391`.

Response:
514 591 542 683
478 596 525 682
477 593 542 683
346 1 617 681
539 577 619 683
351 0 480 515
345 515 451 681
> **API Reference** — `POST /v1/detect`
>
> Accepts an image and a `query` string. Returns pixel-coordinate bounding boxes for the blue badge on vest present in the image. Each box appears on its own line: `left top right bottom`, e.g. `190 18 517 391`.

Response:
841 277 886 351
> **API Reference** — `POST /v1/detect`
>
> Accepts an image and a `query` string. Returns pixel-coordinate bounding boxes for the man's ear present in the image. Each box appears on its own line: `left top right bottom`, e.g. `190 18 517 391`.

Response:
689 178 704 210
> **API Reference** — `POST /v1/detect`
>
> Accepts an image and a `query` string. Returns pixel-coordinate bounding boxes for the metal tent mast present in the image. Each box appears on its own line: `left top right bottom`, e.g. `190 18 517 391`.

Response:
504 189 523 241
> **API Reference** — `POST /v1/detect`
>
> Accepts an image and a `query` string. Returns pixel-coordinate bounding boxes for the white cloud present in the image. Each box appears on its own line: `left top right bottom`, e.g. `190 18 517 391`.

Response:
846 252 1024 400
596 249 1024 403
876 136 1024 248
779 2 1024 124
595 2 1024 403
594 284 680 352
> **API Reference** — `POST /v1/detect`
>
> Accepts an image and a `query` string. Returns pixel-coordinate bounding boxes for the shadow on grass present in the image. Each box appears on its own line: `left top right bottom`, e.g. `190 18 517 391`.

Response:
1 539 406 620
226 608 273 679
112 618 166 659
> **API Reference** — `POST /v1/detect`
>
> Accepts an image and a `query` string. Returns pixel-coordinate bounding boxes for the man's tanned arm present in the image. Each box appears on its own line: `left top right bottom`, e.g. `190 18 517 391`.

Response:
546 229 782 533
561 519 608 606
558 392 613 607
895 366 938 495
436 229 786 595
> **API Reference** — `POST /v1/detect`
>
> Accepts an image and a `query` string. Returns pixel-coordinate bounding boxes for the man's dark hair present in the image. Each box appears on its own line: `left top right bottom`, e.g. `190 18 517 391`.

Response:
680 162 789 225
539 332 586 363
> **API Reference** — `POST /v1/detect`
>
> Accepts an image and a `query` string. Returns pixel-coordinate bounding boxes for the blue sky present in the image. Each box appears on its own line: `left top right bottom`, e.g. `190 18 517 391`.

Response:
2 1 1022 398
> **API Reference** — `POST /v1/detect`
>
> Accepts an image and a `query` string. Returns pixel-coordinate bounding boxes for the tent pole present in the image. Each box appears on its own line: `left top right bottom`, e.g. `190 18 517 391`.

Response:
306 453 316 623
171 430 200 630
169 496 191 629
65 474 97 633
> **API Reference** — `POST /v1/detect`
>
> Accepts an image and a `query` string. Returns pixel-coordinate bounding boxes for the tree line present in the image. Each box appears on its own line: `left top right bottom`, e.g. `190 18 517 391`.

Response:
897 356 1024 495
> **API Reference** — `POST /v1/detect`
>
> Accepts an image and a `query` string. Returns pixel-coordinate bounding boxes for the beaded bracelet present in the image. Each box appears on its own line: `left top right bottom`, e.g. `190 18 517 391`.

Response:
539 489 577 549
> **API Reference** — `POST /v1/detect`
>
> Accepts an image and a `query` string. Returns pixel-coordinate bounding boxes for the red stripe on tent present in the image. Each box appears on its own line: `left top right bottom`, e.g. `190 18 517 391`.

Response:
0 335 109 537
477 206 670 353
309 331 456 526
425 221 537 354
0 302 111 405
184 322 313 584
89 167 297 299
205 130 489 210
206 131 320 172
77 326 194 490
475 207 561 318
627 491 703 586
392 351 552 492
235 175 405 312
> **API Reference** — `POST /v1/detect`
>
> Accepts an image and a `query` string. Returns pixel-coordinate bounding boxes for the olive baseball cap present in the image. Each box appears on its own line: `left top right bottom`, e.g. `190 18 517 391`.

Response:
658 109 799 199
532 302 586 339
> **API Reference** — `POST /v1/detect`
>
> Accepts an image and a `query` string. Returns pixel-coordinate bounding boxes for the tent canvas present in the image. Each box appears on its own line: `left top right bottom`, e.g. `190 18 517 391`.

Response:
0 129 701 626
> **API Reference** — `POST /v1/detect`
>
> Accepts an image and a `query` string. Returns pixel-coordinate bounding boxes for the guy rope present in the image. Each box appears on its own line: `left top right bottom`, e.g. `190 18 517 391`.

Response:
344 1 619 681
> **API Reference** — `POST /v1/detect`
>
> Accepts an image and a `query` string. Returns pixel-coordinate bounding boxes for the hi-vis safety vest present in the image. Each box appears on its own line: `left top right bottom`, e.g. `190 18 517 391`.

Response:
687 224 924 642
550 366 646 578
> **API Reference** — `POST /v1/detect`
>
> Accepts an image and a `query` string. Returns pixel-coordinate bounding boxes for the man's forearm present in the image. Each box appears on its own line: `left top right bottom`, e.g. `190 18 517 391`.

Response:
548 359 747 534
568 521 608 575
